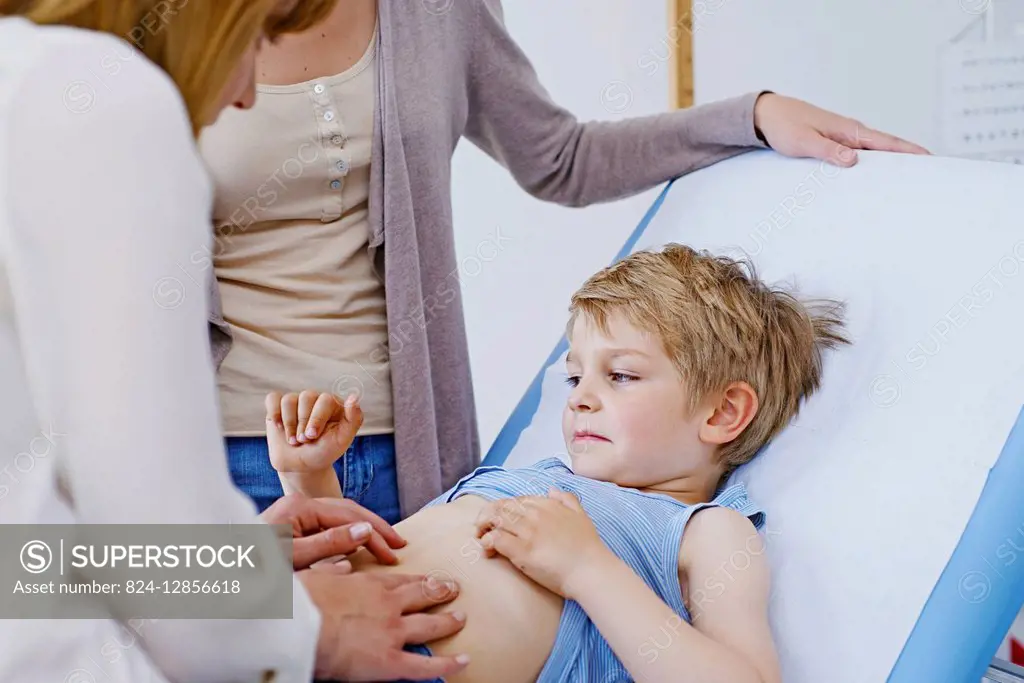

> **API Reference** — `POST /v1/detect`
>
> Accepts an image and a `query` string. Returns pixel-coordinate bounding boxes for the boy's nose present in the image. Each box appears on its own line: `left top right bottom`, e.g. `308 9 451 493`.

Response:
569 385 600 412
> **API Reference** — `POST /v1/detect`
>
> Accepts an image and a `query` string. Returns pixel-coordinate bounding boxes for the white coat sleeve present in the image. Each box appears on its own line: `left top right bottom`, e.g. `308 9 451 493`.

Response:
5 34 320 683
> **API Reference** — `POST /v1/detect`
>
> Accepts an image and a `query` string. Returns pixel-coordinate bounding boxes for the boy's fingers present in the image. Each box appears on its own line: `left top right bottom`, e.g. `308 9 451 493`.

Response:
343 396 364 429
281 393 300 445
479 528 526 561
473 497 535 536
306 393 342 440
264 392 283 426
473 500 503 535
296 390 318 442
548 488 583 512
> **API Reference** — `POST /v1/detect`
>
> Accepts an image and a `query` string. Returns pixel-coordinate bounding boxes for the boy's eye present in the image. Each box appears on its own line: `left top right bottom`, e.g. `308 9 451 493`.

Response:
564 375 580 388
610 372 637 384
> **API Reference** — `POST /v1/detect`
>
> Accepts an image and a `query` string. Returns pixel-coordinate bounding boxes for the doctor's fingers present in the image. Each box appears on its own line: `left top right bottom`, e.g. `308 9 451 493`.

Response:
292 523 388 570
386 617 470 681
399 612 468 652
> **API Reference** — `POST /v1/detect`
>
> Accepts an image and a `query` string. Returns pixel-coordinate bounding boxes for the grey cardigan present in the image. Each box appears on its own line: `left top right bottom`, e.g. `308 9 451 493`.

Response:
207 0 767 517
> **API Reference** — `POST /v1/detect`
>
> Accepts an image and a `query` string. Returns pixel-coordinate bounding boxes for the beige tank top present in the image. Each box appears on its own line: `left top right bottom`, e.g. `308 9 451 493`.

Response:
198 29 392 437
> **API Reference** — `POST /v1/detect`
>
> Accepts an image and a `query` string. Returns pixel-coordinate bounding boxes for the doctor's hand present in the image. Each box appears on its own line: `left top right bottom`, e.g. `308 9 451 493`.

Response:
300 570 470 682
753 93 930 168
261 492 403 570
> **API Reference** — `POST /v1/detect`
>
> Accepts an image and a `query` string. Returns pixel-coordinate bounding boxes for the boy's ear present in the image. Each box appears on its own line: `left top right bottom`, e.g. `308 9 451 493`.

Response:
698 381 759 446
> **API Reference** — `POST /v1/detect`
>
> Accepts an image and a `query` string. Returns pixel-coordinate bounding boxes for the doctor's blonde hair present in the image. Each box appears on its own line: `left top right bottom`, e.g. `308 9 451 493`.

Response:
1 0 336 134
568 243 849 473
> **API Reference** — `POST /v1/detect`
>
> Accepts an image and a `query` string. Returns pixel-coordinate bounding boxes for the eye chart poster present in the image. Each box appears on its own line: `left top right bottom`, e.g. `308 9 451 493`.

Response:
939 40 1024 164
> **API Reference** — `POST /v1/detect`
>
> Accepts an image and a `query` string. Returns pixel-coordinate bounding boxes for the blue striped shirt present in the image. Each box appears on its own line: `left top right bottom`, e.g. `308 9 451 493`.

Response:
427 457 766 682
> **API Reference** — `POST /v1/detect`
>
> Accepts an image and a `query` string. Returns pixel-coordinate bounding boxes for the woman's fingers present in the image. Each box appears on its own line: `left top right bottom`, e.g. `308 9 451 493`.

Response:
795 129 858 167
830 117 930 156
809 116 931 167
857 126 930 155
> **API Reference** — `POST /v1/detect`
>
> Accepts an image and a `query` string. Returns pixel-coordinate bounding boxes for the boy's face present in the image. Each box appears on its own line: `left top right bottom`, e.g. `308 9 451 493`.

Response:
561 311 714 488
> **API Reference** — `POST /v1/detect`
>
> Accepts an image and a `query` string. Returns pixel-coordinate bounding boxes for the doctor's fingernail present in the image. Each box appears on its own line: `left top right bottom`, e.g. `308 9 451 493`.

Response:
351 522 372 540
452 610 466 622
456 654 471 666
306 427 317 438
288 437 298 445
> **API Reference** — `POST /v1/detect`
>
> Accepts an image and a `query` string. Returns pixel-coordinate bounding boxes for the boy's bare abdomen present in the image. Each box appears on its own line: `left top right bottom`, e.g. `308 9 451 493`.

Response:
347 495 564 683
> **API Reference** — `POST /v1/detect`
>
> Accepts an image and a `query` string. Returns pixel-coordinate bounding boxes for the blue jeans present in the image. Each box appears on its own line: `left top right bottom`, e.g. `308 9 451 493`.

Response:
225 432 402 525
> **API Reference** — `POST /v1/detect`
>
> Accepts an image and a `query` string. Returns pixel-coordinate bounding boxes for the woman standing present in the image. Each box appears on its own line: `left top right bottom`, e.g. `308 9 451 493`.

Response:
200 0 927 521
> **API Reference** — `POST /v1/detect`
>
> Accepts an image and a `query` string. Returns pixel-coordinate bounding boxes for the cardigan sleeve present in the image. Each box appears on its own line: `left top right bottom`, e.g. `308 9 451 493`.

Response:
463 0 769 208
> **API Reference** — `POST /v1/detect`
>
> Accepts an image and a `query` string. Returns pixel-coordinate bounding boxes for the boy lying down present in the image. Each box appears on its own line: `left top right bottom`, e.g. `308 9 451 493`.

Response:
264 244 848 683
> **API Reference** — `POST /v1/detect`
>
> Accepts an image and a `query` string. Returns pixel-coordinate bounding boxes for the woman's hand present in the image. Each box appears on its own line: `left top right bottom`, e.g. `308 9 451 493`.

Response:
753 93 930 167
266 390 362 473
473 488 613 599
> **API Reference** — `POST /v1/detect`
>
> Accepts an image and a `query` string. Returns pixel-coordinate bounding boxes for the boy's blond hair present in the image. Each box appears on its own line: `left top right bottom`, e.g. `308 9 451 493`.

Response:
568 243 849 472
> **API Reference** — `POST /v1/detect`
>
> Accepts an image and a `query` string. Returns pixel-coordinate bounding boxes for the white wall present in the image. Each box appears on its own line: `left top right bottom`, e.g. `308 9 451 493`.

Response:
693 0 1023 153
451 1 672 452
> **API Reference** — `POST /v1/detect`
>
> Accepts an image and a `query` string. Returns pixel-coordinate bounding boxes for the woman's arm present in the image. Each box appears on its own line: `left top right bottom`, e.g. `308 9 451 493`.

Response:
569 506 781 683
6 35 319 683
463 0 927 208
463 0 766 208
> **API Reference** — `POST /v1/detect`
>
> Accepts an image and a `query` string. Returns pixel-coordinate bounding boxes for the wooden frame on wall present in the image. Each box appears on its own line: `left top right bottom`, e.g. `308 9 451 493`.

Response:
668 0 694 109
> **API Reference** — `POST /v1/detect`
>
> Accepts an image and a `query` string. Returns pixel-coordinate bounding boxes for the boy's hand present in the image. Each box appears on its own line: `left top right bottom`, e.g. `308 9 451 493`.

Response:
266 390 362 473
473 488 612 599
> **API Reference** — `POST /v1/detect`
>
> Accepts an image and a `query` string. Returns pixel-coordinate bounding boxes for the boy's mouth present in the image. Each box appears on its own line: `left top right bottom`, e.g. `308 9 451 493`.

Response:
573 430 611 443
